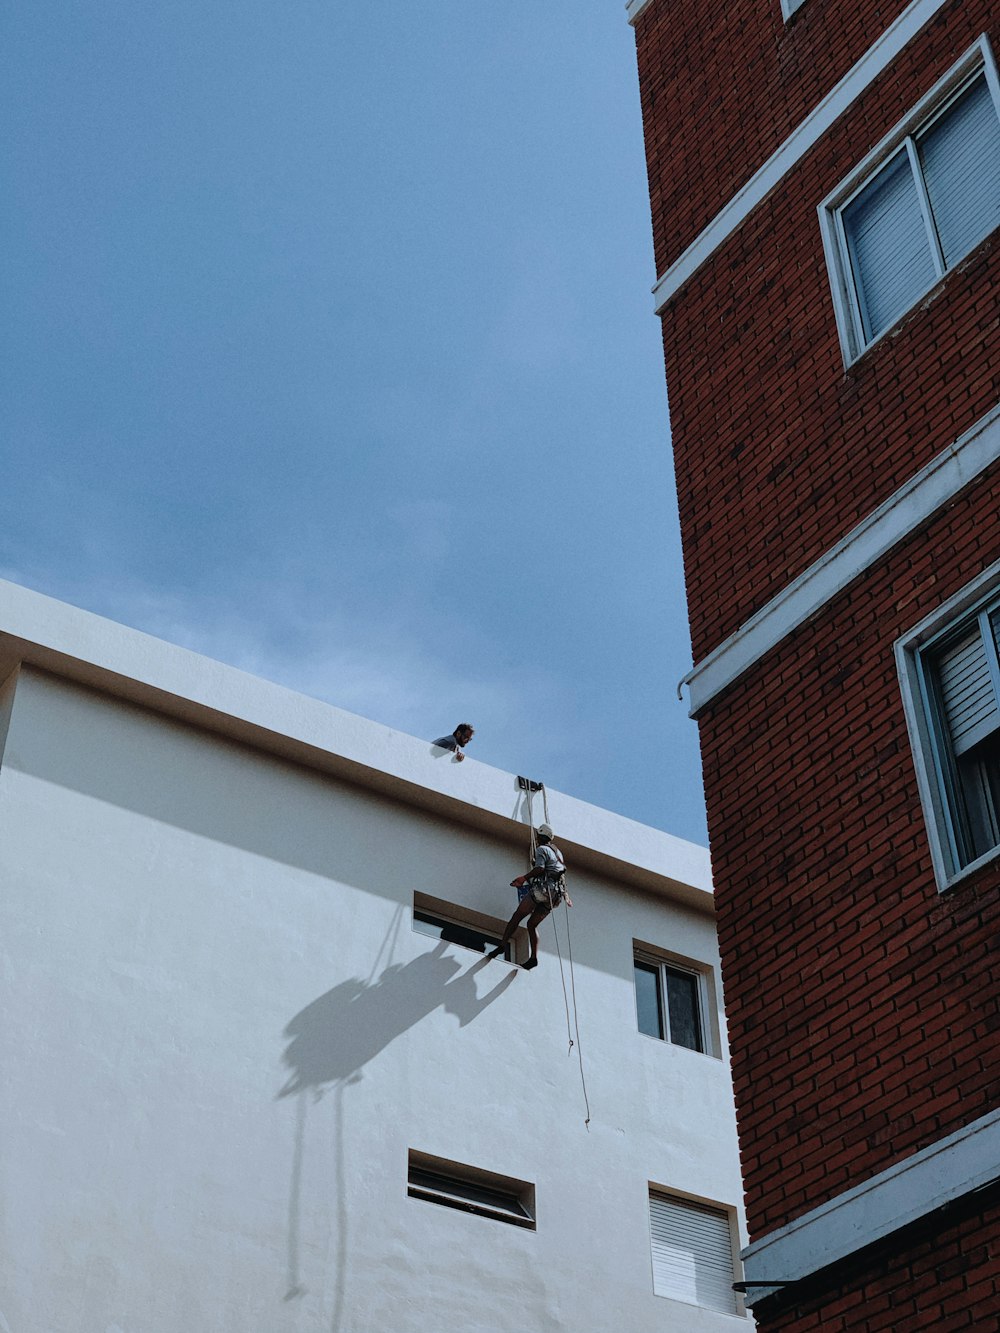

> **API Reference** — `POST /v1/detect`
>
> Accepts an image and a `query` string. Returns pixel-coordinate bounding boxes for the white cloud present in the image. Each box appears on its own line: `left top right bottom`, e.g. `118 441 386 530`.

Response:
0 563 566 766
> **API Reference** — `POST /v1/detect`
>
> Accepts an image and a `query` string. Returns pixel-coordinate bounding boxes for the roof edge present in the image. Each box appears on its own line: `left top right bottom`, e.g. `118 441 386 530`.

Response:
0 579 712 910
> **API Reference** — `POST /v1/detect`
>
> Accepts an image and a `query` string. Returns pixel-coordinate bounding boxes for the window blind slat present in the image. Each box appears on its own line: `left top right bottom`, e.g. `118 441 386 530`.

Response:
649 1193 737 1315
919 74 1000 266
937 626 1000 755
843 149 936 340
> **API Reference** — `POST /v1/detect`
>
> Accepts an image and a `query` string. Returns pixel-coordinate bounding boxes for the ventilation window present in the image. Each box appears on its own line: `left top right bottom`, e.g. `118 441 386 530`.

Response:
412 892 526 963
407 1150 535 1229
649 1189 741 1314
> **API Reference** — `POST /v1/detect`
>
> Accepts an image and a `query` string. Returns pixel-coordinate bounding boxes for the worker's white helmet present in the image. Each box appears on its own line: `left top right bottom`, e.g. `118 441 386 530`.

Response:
538 823 554 839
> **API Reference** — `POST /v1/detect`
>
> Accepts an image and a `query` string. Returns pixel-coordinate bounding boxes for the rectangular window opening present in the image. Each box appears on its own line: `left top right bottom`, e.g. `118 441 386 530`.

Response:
898 573 1000 887
412 892 526 964
823 41 1000 362
633 945 709 1054
408 1150 536 1229
649 1188 741 1315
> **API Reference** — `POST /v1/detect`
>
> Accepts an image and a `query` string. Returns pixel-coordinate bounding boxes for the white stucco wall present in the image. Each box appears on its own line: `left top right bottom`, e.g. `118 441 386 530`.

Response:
0 664 747 1333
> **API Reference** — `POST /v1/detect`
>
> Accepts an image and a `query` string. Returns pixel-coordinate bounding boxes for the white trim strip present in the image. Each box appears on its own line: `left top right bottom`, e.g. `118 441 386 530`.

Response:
683 401 1000 715
781 0 809 21
741 1107 1000 1305
625 0 654 25
650 0 952 312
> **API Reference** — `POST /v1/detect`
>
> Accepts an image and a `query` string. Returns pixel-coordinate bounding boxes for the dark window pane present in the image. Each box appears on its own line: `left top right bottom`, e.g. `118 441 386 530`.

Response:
413 910 500 954
926 610 1000 869
634 961 663 1039
408 1167 531 1220
956 732 1000 861
665 967 703 1052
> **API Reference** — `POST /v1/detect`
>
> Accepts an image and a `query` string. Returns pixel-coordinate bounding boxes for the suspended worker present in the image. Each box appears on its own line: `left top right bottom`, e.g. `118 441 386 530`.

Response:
431 723 475 762
489 824 572 970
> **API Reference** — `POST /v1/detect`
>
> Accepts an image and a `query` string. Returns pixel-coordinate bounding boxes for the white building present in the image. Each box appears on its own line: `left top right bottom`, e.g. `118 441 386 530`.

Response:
0 579 750 1332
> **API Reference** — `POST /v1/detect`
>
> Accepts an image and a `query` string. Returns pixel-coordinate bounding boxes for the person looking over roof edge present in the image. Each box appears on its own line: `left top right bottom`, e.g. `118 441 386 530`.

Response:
431 724 475 762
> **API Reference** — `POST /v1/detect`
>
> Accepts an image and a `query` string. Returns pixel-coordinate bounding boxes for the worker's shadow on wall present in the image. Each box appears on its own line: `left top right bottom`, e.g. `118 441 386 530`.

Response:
277 936 517 1326
278 940 516 1097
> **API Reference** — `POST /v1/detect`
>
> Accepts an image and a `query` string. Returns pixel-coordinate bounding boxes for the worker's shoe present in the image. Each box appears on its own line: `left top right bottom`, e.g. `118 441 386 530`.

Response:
522 957 538 970
486 946 505 961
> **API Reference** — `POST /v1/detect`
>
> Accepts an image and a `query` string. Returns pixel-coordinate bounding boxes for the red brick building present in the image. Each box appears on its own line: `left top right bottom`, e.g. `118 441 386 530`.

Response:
629 0 1000 1326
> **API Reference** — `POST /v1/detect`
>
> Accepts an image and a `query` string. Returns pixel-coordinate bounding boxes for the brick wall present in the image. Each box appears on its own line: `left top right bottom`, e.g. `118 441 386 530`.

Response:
635 0 913 272
757 1183 1000 1331
654 2 1000 662
635 0 1000 1325
699 470 1000 1239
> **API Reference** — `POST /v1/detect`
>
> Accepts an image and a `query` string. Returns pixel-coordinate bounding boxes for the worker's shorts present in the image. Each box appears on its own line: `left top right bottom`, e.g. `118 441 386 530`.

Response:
519 881 564 910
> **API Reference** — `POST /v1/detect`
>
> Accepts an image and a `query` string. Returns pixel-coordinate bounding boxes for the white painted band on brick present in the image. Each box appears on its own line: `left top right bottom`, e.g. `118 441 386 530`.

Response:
649 0 951 311
740 1107 1000 1305
781 0 809 21
625 0 654 25
682 400 1000 715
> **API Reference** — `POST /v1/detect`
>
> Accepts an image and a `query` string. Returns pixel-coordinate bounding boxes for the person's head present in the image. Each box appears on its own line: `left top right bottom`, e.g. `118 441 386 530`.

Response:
537 823 554 843
454 723 475 746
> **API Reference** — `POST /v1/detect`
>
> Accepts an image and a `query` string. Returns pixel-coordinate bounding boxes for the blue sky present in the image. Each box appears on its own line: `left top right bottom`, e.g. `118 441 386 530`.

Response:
1 1 707 846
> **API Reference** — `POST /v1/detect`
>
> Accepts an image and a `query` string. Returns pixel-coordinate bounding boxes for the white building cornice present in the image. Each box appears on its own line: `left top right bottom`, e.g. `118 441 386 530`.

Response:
0 577 712 909
682 400 1000 715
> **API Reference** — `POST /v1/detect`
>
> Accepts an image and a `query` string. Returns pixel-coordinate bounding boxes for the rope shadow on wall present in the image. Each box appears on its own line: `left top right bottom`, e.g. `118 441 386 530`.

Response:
277 913 518 1328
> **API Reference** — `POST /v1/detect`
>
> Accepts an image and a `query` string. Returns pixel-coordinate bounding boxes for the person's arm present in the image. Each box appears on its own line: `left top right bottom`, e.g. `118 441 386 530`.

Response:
511 848 546 888
510 866 545 887
449 731 466 761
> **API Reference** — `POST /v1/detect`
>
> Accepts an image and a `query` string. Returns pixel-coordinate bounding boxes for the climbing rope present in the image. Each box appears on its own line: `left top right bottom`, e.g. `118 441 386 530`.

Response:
523 778 592 1130
547 885 575 1055
561 896 591 1129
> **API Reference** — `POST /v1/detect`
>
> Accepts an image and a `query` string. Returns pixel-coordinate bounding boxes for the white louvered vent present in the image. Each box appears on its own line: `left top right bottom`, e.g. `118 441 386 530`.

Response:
936 625 1000 755
649 1191 738 1315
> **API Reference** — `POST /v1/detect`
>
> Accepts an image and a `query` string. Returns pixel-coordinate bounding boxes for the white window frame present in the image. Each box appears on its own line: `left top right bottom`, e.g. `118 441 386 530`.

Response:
407 1150 536 1230
647 1184 746 1317
896 559 1000 891
819 36 1000 365
632 942 720 1058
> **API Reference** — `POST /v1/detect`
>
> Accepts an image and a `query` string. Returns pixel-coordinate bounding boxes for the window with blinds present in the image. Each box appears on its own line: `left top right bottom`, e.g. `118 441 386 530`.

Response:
824 46 1000 360
648 1190 739 1314
921 600 1000 870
